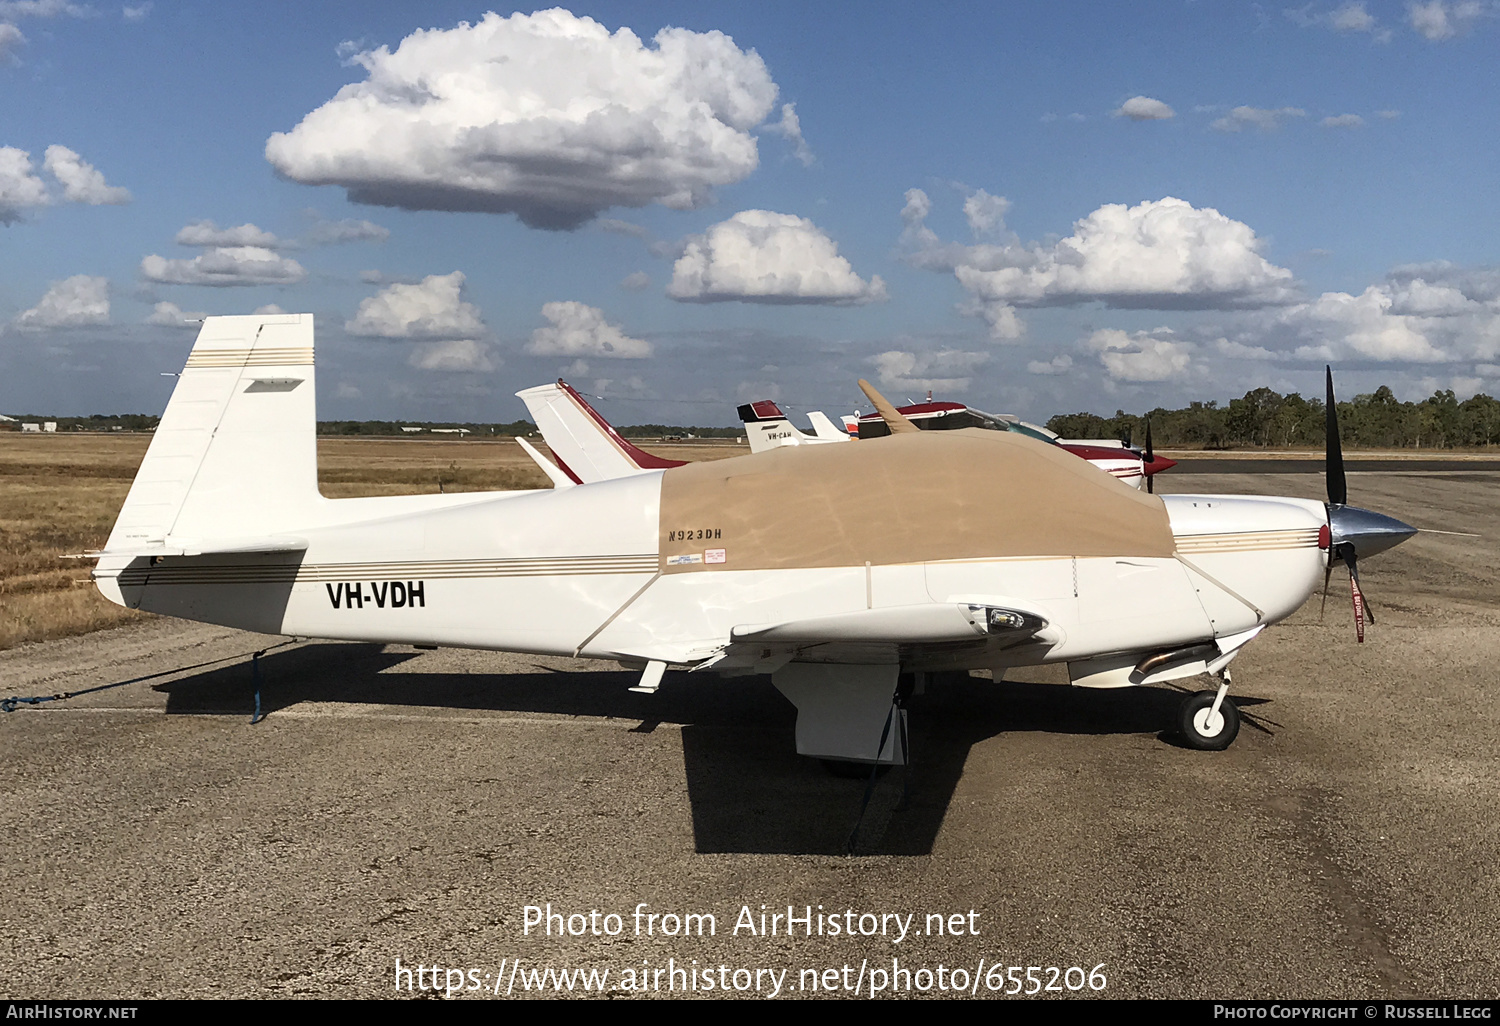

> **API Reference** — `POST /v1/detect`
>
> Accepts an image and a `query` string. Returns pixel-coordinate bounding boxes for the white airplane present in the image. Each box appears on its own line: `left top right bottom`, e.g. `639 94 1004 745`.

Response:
94 314 1414 765
514 379 687 485
738 398 1176 490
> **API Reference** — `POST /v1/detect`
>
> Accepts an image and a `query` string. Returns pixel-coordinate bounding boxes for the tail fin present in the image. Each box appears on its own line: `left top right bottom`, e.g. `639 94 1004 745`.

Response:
104 314 321 553
737 399 811 453
514 379 685 484
806 411 851 443
737 400 851 453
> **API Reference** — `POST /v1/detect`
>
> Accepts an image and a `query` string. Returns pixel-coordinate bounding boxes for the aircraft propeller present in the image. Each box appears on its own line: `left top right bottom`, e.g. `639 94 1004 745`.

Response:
1145 419 1156 494
1320 366 1418 641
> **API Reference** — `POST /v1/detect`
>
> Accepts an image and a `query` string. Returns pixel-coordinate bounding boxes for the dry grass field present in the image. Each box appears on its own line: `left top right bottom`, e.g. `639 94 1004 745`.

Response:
0 433 742 651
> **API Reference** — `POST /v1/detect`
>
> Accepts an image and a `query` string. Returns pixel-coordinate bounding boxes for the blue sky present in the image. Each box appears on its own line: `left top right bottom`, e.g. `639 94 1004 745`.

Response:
3 1 1498 426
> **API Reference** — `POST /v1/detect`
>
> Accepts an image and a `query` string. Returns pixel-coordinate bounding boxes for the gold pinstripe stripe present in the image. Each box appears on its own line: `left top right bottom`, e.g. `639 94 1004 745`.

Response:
1174 529 1322 554
184 347 315 368
117 554 658 587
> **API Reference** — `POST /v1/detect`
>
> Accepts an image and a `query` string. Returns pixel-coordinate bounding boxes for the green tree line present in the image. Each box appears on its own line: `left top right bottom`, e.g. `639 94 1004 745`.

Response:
1046 386 1500 450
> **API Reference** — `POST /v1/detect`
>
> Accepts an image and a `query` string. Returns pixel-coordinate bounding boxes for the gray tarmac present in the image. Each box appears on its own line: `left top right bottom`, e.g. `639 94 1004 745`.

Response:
2 471 1497 1000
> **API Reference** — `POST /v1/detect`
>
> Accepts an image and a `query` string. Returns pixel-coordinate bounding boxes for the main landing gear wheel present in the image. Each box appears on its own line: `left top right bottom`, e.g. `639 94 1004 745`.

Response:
1179 690 1240 751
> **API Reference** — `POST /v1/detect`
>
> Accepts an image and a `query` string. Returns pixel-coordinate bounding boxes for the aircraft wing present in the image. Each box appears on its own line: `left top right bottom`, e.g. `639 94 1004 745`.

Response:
515 380 685 483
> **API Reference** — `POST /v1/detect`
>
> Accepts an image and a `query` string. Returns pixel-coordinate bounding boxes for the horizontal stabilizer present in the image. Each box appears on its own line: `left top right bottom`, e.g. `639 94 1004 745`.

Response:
516 436 577 488
100 535 309 558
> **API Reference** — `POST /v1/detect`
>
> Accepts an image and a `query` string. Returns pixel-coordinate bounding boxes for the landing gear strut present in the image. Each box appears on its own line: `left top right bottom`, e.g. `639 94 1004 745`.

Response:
1178 672 1240 751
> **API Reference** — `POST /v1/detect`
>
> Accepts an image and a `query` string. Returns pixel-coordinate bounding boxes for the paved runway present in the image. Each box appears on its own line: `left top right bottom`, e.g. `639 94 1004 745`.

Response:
1169 457 1500 474
2 471 1497 999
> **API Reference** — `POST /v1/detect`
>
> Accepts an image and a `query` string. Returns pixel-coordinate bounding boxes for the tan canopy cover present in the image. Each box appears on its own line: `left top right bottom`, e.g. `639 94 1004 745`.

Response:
658 428 1174 573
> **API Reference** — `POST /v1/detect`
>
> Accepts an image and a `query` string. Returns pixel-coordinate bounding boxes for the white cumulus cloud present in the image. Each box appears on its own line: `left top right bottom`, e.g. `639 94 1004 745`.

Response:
871 349 989 393
174 220 279 248
1331 1 1379 30
304 217 389 245
265 9 780 230
1407 0 1488 39
1213 338 1277 360
0 1 89 19
668 209 887 304
1211 106 1307 131
0 146 48 223
140 247 306 286
1088 329 1194 382
16 274 109 329
1288 287 1447 361
0 22 25 60
1027 354 1074 375
527 301 651 358
345 271 484 338
409 339 497 372
953 196 1297 311
1386 278 1478 316
1113 96 1175 120
765 102 814 166
42 145 131 205
899 187 1027 282
963 189 1011 236
145 300 205 326
903 194 1297 341
1287 2 1392 39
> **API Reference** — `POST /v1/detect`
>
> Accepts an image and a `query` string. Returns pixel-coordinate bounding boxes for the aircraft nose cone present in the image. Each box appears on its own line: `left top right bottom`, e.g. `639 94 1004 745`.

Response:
1327 504 1419 561
1143 455 1177 476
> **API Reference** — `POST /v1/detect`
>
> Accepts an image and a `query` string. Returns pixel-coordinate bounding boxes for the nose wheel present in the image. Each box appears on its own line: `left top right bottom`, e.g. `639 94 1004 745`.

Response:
1178 678 1240 751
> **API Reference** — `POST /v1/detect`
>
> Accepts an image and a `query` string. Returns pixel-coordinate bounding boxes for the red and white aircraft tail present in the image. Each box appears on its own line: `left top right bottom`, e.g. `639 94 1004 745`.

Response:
515 380 686 484
737 400 851 453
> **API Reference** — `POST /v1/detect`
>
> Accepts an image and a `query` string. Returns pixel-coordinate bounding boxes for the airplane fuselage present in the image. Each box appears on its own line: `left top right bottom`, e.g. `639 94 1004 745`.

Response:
97 437 1328 686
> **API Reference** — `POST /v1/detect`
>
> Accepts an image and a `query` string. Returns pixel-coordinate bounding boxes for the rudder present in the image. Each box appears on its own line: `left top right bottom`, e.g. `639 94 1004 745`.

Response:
104 313 321 553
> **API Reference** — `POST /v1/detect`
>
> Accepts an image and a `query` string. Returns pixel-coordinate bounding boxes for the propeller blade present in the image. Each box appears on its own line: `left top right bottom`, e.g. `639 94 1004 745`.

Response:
1349 571 1366 642
1145 420 1155 494
856 379 920 434
1319 563 1333 620
1341 548 1375 627
1326 366 1347 507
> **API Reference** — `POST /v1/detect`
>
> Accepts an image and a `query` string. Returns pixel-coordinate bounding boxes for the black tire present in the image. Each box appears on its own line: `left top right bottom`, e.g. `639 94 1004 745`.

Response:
1178 690 1240 751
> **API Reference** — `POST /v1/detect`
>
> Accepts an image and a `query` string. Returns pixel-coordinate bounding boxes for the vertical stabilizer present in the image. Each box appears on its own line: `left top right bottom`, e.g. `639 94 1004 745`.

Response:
515 379 685 483
807 411 851 442
104 314 321 552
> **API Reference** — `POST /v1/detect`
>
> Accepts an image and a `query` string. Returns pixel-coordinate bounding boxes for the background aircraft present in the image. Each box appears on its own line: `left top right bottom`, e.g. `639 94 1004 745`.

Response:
94 315 1413 769
738 397 1176 490
514 379 685 485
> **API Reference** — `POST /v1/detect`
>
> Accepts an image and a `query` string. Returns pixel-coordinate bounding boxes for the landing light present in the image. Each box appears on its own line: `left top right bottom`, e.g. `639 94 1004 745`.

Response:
969 606 1046 635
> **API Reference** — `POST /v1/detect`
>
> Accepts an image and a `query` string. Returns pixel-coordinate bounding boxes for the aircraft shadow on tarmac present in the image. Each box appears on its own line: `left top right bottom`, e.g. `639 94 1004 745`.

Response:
152 642 1269 857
